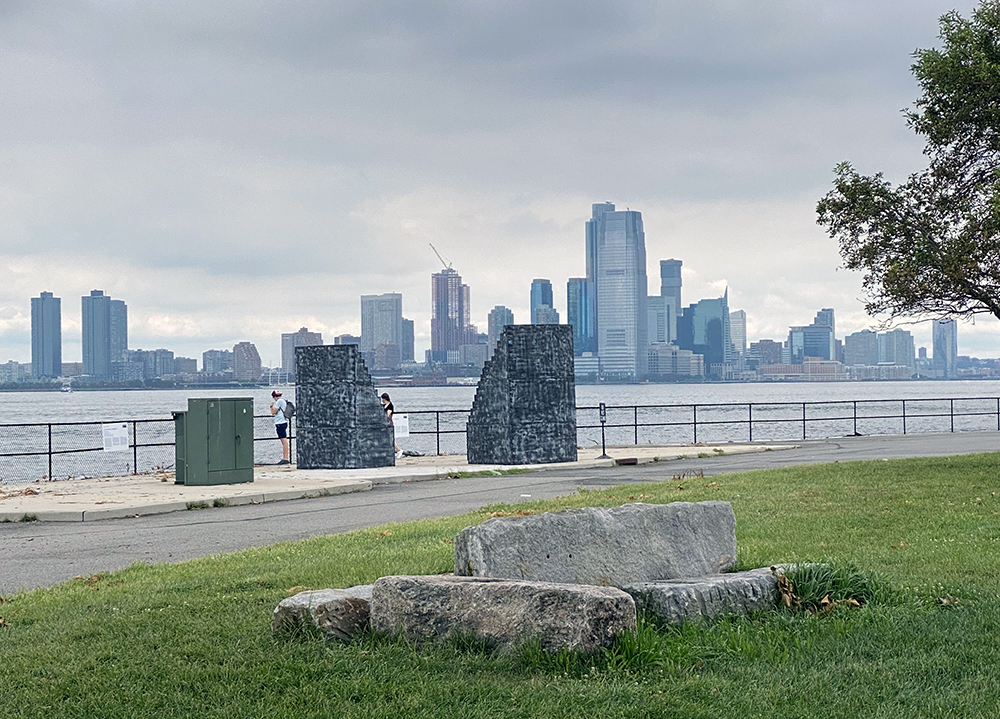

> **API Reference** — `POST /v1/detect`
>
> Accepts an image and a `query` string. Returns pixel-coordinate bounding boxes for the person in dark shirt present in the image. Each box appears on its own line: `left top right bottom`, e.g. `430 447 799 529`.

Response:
381 392 402 458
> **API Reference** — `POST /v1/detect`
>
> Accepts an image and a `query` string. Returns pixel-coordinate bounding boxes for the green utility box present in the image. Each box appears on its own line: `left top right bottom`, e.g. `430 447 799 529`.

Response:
173 398 254 485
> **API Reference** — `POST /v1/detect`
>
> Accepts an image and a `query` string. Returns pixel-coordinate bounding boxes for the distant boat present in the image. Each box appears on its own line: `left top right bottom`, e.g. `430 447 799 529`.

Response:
60 383 73 393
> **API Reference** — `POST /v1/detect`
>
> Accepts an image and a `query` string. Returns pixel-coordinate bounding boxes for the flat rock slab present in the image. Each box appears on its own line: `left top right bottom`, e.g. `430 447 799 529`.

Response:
454 501 736 586
272 585 373 641
370 575 636 655
624 568 779 627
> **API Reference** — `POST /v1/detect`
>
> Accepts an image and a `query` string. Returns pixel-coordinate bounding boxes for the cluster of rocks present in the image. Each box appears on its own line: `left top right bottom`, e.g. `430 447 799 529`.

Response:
273 501 785 654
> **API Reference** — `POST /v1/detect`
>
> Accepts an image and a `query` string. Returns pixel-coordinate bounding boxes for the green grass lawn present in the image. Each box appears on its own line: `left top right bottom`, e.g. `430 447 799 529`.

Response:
3 453 1000 718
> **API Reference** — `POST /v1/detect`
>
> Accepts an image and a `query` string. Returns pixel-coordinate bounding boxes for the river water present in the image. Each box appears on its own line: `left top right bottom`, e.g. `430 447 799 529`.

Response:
2 380 999 484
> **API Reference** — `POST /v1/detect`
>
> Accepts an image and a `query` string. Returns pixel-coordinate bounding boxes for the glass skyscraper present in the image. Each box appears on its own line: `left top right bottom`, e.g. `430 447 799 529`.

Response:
566 277 595 356
430 268 474 362
592 204 648 380
31 291 62 379
529 279 554 324
677 291 731 371
932 319 958 378
660 259 682 343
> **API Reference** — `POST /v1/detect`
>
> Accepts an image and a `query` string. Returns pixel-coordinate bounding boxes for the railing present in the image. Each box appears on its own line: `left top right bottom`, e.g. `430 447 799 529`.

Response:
2 397 999 484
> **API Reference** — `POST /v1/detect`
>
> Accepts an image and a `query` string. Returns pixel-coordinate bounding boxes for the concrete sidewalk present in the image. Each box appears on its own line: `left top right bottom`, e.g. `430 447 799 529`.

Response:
0 442 793 522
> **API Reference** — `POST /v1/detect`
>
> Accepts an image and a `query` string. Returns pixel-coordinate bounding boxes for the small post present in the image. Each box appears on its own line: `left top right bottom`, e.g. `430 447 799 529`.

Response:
633 406 638 445
132 420 138 474
436 411 441 456
748 403 753 442
902 400 907 435
48 423 53 481
597 403 610 459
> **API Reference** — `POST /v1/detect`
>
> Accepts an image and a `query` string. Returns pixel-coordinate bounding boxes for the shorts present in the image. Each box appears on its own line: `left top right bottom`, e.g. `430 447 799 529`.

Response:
276 423 288 439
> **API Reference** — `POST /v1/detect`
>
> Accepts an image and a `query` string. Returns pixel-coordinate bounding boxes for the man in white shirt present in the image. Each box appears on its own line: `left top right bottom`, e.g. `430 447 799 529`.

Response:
270 390 291 465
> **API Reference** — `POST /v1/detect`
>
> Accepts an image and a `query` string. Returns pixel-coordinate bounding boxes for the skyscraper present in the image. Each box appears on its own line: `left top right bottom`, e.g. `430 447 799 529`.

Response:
530 279 554 325
82 290 127 380
281 327 323 376
660 259 682 342
430 268 474 362
401 318 415 363
593 205 648 379
677 291 731 371
729 309 747 356
487 306 514 357
880 328 915 371
566 278 595 355
584 202 616 347
932 319 958 378
31 291 61 379
844 329 880 366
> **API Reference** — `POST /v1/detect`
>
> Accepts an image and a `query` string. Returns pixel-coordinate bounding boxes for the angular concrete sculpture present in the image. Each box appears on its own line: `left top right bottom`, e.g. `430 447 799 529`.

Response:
454 501 737 585
294 345 394 469
370 575 635 655
271 586 373 641
623 568 780 627
466 325 577 465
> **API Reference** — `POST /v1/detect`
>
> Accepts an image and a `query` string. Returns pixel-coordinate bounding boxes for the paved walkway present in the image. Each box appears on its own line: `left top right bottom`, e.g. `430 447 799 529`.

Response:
0 442 791 522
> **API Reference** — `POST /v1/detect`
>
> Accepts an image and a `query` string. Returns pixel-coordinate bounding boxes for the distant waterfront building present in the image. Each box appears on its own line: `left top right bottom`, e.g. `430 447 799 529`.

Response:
431 268 475 363
647 296 667 344
202 349 233 374
530 279 554 325
660 259 682 343
592 203 648 380
487 306 514 357
566 278 595 355
232 341 262 381
646 344 704 378
173 357 198 374
281 327 323 377
844 330 880 367
401 319 415 363
333 334 361 346
749 339 783 365
729 309 747 356
361 293 403 367
932 319 959 378
31 291 61 379
879 328 915 371
82 290 127 380
677 291 731 373
533 305 560 325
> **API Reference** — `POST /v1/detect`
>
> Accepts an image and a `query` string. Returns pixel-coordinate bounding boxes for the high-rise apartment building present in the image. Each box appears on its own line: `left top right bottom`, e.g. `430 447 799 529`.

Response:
281 327 323 376
530 279 554 325
879 328 915 371
232 341 262 381
430 268 475 362
592 204 648 379
660 259 682 342
487 306 514 357
844 329 880 366
533 305 560 325
31 291 61 379
361 293 403 352
401 319 414 363
82 290 127 380
932 319 958 378
566 278 595 355
202 349 233 374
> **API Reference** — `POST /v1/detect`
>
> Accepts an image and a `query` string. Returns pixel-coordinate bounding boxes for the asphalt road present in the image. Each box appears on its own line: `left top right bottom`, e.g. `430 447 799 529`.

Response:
4 431 1000 594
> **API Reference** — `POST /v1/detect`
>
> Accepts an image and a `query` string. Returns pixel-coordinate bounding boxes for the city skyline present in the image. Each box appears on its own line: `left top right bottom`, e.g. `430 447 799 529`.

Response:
3 1 997 366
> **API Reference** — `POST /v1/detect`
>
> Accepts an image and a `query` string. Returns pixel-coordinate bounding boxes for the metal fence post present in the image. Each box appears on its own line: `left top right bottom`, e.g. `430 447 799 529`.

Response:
853 401 858 436
902 400 907 435
802 403 806 440
693 405 698 444
634 406 638 445
748 403 753 442
131 420 138 474
951 399 955 432
48 423 52 480
436 411 441 456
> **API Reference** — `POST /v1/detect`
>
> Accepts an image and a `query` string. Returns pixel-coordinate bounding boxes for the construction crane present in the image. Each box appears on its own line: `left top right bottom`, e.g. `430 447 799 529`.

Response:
429 243 452 270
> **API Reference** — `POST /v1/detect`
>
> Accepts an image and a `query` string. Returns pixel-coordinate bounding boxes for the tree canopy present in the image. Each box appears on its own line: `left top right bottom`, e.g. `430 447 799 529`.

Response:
817 1 1000 323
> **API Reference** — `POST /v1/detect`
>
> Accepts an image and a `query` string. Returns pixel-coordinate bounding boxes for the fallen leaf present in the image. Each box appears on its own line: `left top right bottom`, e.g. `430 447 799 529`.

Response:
0 617 9 628
285 586 312 595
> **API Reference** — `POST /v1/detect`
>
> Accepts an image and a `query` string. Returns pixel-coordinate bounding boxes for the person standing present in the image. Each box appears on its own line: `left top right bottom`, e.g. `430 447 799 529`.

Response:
270 389 291 465
381 392 402 459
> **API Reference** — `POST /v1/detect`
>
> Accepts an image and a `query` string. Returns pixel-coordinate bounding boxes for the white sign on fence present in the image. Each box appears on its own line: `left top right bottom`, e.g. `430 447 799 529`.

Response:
102 422 129 452
393 413 409 438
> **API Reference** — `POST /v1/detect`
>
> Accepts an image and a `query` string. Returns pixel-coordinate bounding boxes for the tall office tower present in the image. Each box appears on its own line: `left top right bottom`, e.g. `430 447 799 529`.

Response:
879 328 915 371
594 206 648 379
647 296 667 344
932 319 959 378
281 327 323 376
566 278 595 355
31 291 62 378
787 309 836 363
812 308 836 359
729 309 747 356
584 202 616 343
82 289 128 379
430 268 474 362
334 334 361 346
232 341 262 381
660 259 683 342
361 293 403 354
844 329 880 366
534 305 560 325
487 306 515 357
401 318 414 362
677 291 731 370
202 349 233 374
530 279 554 325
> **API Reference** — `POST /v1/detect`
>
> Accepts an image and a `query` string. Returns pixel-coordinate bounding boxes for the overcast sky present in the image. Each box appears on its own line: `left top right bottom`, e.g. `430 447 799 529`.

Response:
1 0 991 367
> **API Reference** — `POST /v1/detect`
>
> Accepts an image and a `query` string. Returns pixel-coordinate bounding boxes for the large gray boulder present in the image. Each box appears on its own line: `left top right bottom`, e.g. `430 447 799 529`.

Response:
454 501 737 586
370 575 635 655
624 568 779 627
272 585 373 641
